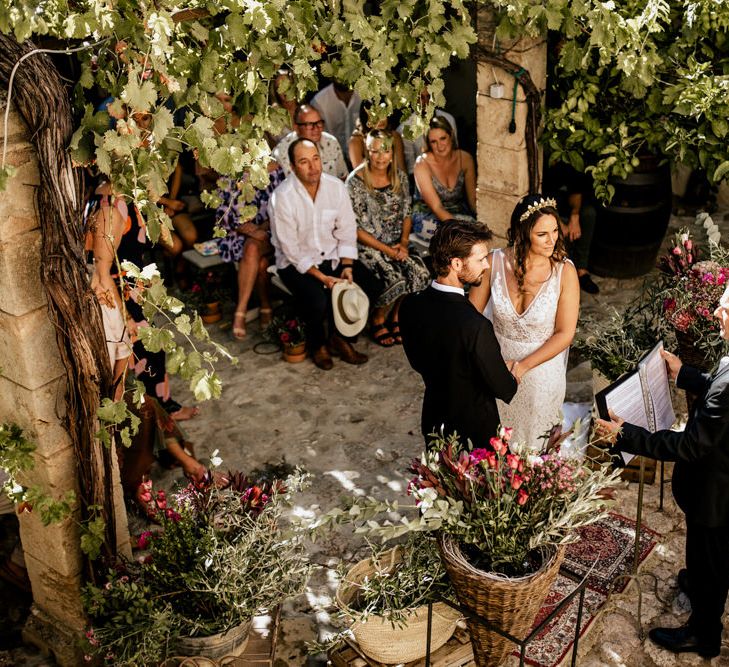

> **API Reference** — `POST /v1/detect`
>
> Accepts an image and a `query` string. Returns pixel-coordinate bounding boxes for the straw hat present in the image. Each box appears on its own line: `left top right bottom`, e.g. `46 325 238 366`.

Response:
331 281 369 337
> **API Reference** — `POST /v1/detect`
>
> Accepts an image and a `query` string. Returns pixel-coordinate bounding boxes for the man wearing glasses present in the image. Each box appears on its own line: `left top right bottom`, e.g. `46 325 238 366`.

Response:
273 104 348 179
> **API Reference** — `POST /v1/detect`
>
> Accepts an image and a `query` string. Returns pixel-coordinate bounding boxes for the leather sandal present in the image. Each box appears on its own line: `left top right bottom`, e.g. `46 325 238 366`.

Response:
388 321 402 345
233 311 247 340
370 322 395 347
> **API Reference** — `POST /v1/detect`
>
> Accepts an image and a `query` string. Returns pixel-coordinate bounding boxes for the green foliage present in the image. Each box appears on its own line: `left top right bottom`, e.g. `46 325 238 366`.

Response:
1 0 475 225
121 261 234 401
0 422 75 524
491 0 729 199
574 299 663 381
340 535 454 625
84 471 313 662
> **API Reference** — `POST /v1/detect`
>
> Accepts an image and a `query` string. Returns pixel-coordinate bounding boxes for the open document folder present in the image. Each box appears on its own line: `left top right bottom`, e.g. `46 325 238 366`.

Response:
595 342 677 464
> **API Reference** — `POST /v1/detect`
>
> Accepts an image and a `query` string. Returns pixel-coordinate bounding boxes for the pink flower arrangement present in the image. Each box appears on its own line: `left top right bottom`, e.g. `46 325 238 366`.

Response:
269 313 306 347
403 427 616 575
658 230 728 364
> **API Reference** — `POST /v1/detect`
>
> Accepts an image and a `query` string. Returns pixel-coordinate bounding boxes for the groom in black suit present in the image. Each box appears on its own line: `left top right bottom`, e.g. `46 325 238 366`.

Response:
399 220 518 448
597 288 729 659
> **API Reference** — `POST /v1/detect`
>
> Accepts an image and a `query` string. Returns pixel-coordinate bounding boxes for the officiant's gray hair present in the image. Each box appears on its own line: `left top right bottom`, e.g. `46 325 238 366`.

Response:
430 220 493 277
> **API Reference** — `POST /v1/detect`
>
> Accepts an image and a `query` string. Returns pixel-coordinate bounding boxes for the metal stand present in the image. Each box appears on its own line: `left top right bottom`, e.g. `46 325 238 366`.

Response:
423 568 588 667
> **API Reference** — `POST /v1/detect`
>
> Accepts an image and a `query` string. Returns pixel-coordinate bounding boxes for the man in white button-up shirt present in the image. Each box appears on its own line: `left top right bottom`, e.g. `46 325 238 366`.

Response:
270 138 383 369
311 81 361 158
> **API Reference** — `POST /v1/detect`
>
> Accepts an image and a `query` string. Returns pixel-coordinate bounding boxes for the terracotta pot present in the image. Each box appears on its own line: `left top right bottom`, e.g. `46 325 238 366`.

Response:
174 618 251 660
201 301 222 324
282 342 306 363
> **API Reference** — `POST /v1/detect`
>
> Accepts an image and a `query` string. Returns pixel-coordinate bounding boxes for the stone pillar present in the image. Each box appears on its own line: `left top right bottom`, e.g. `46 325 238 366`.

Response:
0 103 130 665
476 9 547 240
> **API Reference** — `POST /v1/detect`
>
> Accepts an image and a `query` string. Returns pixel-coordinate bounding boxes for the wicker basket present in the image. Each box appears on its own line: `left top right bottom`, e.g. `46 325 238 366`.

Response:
336 547 461 664
438 535 564 667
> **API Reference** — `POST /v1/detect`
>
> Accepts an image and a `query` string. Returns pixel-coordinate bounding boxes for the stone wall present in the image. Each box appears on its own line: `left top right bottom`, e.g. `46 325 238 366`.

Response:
0 102 129 665
476 9 547 240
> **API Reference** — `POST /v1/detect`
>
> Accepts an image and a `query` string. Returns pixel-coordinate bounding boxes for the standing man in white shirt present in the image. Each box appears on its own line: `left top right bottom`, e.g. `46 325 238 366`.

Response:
270 138 383 370
311 81 361 159
273 104 348 179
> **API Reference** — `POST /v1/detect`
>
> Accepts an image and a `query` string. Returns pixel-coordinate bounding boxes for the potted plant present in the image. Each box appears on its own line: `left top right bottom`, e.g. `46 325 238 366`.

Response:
656 224 729 371
573 298 661 390
189 270 225 324
333 534 460 664
317 427 621 667
269 315 307 362
82 469 312 665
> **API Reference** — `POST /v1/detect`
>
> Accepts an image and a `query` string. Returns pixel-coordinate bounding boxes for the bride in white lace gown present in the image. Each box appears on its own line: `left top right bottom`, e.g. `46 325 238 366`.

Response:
469 195 580 451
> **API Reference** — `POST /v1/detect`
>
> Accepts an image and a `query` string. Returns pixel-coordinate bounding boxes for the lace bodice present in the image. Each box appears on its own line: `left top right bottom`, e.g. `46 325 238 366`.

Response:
485 248 571 450
489 249 567 354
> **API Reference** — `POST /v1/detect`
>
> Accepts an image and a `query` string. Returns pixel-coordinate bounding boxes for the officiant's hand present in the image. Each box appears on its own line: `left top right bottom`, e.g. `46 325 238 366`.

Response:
660 349 682 381
594 410 624 444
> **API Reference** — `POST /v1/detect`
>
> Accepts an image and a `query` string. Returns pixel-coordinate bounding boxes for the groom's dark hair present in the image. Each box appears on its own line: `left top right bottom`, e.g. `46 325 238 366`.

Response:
430 219 493 276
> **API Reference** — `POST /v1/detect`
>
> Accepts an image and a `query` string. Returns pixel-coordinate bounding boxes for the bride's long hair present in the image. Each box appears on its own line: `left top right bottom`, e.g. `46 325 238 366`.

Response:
508 193 567 292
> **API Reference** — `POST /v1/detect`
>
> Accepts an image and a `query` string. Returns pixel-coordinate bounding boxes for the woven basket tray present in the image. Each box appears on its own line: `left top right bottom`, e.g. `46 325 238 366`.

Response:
438 536 564 667
336 547 461 664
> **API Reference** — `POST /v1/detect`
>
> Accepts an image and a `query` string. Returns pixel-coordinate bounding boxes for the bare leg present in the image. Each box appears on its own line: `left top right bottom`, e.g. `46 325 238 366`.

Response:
256 254 273 328
233 238 263 339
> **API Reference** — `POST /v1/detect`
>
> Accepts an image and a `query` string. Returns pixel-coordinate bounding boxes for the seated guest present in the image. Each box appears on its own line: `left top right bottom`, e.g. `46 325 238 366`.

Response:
217 159 286 339
397 88 458 176
159 162 199 284
311 80 361 157
346 129 430 346
269 138 383 370
412 116 476 242
270 68 298 144
273 104 348 179
348 102 406 173
86 181 199 421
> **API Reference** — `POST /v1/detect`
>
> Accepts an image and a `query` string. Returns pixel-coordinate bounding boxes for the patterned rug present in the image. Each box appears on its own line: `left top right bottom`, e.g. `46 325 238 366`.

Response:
512 512 659 667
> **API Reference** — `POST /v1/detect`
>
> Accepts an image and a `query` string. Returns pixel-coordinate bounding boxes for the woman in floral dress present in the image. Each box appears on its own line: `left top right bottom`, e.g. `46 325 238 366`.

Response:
346 129 430 346
217 161 286 339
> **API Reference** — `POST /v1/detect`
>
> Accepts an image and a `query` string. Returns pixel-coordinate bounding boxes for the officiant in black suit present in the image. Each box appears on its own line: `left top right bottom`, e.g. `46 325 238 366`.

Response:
597 287 729 659
399 219 518 448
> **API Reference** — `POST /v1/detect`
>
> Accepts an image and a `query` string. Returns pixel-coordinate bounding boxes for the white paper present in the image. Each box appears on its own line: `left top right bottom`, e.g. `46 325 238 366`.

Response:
600 342 676 464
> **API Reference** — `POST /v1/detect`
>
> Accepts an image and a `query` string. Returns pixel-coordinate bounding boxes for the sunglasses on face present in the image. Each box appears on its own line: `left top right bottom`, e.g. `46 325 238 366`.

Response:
296 120 325 129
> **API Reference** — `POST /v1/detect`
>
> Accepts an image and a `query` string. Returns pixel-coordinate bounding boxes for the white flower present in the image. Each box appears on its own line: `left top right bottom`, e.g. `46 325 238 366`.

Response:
680 232 689 243
414 487 438 512
709 231 722 244
527 455 544 466
210 449 223 468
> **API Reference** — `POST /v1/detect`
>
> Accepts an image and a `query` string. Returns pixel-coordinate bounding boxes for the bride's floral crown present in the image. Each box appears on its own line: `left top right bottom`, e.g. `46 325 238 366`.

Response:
519 197 557 222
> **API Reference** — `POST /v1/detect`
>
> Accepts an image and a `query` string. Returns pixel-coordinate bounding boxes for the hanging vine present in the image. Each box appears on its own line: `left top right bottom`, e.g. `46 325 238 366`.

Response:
0 34 117 579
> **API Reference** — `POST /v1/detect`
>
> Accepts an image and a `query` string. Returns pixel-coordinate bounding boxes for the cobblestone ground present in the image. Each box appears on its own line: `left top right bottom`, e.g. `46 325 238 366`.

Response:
2 206 728 666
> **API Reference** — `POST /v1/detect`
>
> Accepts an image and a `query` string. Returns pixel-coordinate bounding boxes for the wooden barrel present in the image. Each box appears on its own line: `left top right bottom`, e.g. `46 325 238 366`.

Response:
588 157 672 279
